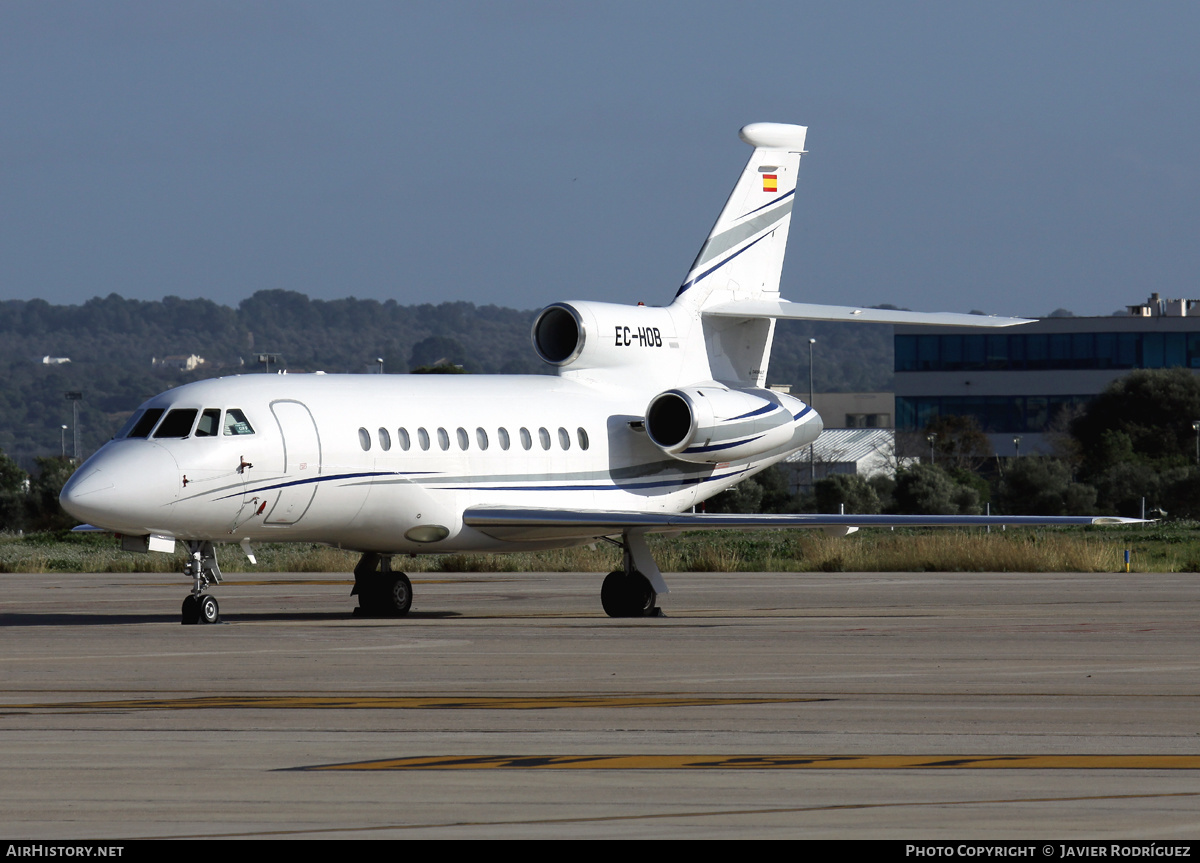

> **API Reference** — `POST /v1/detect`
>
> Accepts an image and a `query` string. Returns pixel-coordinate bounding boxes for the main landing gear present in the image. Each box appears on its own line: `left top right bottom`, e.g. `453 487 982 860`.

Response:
352 552 413 617
181 540 223 625
600 530 668 618
601 570 657 617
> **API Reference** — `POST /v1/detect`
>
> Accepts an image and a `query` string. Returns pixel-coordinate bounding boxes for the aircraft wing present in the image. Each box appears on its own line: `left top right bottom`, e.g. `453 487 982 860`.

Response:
463 506 1140 543
702 300 1032 328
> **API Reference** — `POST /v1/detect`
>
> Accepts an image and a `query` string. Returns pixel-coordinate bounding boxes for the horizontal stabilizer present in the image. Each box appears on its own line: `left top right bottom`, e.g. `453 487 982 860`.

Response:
703 300 1032 328
465 506 1141 543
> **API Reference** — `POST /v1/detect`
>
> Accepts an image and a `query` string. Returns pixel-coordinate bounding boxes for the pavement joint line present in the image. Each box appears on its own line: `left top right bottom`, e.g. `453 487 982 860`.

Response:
2 694 829 712
136 791 1200 840
297 754 1200 771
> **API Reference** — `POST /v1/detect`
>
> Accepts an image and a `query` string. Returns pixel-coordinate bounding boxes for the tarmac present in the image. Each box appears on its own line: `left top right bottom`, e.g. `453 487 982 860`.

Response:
1 567 1199 839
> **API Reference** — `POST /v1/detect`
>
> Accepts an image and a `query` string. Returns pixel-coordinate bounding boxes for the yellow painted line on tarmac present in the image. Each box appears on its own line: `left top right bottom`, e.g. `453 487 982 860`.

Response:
303 754 1200 771
8 694 821 712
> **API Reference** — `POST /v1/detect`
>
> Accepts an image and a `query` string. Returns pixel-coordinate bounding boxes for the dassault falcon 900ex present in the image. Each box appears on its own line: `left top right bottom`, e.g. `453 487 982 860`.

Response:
59 123 1135 624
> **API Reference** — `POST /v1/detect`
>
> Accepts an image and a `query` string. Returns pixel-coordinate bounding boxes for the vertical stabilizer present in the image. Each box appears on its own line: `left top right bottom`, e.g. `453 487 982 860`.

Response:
672 123 807 387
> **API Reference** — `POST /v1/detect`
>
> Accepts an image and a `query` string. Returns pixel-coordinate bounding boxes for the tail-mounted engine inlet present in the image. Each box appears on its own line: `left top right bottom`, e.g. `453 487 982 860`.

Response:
644 384 815 464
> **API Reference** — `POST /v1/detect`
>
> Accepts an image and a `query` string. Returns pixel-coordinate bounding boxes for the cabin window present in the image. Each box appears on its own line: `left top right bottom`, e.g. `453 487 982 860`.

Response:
437 427 450 451
398 428 411 451
558 427 570 450
498 428 511 450
519 427 532 450
195 409 221 437
154 409 198 438
476 427 489 450
378 428 392 451
418 427 430 450
128 408 164 438
456 427 469 450
223 409 255 436
577 427 589 450
358 428 371 451
538 427 551 450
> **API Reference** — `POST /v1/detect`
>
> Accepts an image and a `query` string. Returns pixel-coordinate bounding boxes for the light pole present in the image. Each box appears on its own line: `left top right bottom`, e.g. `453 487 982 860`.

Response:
64 392 82 462
1192 421 1199 466
927 432 937 466
808 338 816 486
377 357 385 374
60 425 68 459
1013 435 1022 459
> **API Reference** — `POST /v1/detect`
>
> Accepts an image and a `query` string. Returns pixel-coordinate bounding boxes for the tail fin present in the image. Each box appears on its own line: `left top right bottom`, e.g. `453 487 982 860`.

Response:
673 123 807 387
674 123 807 309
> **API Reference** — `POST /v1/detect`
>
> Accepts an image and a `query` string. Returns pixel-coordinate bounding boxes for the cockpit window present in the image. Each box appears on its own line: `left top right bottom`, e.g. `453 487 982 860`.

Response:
128 408 165 439
114 410 145 439
195 409 221 437
223 409 255 436
154 409 198 438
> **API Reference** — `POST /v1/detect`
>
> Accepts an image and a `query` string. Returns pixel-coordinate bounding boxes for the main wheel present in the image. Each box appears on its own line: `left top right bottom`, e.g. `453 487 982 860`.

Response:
359 573 413 617
601 570 657 618
625 572 656 617
199 594 220 624
181 595 200 625
385 573 413 617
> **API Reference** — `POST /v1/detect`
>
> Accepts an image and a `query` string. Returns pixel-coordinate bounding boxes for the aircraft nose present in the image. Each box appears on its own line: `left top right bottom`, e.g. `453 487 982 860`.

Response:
59 442 181 533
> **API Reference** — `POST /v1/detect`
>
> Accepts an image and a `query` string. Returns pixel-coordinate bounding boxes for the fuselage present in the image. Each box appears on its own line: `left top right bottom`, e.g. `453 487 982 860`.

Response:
59 371 823 554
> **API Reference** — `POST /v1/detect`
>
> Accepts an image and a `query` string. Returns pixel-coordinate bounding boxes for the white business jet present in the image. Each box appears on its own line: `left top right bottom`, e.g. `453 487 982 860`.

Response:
59 123 1132 624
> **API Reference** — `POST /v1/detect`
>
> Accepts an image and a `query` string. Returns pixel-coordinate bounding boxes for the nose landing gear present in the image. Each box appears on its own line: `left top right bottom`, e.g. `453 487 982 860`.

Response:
181 540 223 625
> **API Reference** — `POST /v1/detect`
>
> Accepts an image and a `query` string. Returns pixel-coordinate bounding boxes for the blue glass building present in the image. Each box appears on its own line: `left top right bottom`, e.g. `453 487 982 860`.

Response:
894 296 1200 454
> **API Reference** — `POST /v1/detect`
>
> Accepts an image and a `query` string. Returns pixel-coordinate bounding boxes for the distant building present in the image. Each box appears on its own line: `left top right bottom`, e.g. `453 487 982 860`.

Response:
809 392 894 429
152 354 206 371
768 391 896 491
782 428 896 494
41 356 70 365
894 294 1200 455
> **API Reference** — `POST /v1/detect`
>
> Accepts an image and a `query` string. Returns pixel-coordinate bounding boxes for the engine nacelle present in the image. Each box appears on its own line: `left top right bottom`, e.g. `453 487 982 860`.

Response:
645 383 815 464
532 301 683 375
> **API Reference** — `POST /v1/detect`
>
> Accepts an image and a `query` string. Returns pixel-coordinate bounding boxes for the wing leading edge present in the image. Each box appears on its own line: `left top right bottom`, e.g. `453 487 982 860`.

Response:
463 506 1141 543
702 300 1033 328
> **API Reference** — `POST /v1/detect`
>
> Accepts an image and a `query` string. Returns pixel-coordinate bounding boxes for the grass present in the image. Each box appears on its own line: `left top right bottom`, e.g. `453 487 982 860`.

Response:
0 523 1192 574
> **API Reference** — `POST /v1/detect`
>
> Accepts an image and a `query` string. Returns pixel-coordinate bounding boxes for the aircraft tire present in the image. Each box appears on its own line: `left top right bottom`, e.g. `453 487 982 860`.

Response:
359 574 413 617
181 595 200 625
199 594 220 625
601 570 657 618
627 572 657 617
386 573 413 617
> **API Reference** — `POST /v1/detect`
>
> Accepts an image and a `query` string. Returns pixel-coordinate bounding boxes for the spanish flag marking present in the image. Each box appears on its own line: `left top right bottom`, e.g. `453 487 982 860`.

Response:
762 174 778 193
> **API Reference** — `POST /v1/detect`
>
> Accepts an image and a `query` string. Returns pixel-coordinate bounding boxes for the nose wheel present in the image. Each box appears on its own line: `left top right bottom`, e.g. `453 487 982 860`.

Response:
180 540 223 625
181 594 220 625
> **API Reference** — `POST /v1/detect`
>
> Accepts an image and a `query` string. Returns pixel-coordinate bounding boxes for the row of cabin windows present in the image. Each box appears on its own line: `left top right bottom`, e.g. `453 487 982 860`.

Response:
118 407 256 440
358 425 590 453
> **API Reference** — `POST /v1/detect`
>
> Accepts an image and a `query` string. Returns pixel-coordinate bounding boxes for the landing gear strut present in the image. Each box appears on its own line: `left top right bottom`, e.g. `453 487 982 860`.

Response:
181 540 222 625
600 531 667 618
352 552 413 617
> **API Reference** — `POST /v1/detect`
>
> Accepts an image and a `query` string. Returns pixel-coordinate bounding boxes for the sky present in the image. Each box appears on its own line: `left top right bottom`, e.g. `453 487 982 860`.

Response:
2 1 1198 318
